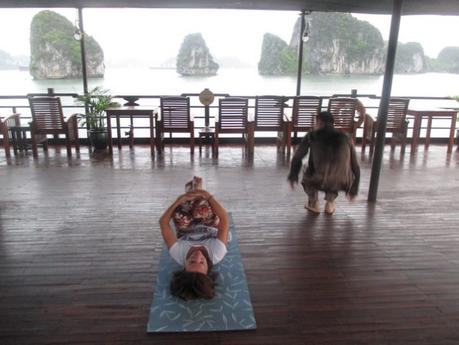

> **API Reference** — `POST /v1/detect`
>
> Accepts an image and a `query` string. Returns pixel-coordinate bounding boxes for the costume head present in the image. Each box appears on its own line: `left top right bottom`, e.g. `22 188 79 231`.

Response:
317 111 334 126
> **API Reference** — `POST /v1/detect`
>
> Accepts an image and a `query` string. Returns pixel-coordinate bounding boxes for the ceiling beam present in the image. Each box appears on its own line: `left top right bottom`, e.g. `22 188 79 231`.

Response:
1 0 459 15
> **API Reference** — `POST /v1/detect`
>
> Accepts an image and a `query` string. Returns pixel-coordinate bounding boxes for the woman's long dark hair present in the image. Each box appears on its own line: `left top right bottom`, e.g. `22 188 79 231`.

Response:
170 270 217 300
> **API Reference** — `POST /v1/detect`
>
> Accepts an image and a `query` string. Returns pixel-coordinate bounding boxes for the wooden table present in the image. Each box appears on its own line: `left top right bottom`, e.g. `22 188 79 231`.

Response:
198 127 215 155
9 126 31 155
407 108 458 153
105 107 156 156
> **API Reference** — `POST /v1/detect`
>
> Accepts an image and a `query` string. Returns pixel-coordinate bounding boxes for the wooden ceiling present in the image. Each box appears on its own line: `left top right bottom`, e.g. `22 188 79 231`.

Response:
1 0 459 15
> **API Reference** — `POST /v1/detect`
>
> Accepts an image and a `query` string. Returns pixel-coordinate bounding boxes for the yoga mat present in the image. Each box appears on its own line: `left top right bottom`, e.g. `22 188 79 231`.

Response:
147 213 256 332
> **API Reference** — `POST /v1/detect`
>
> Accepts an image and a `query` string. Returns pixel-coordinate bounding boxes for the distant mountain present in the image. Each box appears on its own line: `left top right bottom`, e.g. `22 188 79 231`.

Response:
13 54 30 68
258 33 296 75
0 50 30 69
393 42 425 73
151 57 176 69
214 56 254 68
0 49 16 69
152 56 251 70
260 12 385 75
106 57 151 68
429 47 459 73
259 12 459 75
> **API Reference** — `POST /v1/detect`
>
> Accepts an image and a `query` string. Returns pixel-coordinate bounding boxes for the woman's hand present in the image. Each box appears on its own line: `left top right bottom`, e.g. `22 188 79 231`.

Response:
175 192 199 204
179 189 212 201
194 189 212 199
173 190 212 207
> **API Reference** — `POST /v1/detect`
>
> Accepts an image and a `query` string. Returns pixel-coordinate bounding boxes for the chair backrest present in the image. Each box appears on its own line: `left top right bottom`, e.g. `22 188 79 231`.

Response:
292 96 322 131
386 98 410 132
254 96 285 131
28 96 65 132
217 97 249 133
327 97 358 133
160 96 191 131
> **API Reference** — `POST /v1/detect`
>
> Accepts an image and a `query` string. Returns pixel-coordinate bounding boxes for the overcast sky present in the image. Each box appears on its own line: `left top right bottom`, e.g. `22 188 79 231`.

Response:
0 8 458 67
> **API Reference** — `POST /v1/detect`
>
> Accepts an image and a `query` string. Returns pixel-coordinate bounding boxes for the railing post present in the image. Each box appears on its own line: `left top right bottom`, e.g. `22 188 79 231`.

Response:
199 88 215 129
204 105 210 128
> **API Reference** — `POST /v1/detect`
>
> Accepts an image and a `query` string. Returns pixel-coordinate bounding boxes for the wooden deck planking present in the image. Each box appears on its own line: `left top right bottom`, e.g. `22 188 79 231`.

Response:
0 144 459 344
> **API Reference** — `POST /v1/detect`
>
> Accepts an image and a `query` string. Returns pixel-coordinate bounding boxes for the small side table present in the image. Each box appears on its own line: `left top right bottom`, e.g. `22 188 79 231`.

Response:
198 127 215 155
105 107 156 157
9 126 31 155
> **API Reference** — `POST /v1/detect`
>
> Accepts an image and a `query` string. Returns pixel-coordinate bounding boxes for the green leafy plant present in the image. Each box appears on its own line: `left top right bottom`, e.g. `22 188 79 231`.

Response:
76 87 119 131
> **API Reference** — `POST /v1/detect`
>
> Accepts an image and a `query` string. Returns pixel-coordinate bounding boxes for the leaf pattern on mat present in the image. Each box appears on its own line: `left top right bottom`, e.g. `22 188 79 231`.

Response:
147 214 257 332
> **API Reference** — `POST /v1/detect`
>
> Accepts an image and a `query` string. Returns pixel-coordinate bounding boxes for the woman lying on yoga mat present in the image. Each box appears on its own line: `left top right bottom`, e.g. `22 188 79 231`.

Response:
159 176 229 300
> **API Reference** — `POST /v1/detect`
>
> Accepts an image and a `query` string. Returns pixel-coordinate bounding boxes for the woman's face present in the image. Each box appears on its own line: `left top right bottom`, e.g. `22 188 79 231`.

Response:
185 247 208 274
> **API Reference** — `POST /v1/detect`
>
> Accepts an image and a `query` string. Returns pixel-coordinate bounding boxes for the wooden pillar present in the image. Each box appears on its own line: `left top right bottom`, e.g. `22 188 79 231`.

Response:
368 0 403 202
77 7 89 97
77 7 90 136
295 10 306 96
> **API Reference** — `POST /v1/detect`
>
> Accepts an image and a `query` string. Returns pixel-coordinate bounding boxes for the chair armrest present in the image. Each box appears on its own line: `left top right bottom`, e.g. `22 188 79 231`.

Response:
354 99 366 128
65 114 79 139
363 113 376 139
360 110 377 144
365 112 377 123
65 113 79 123
2 113 21 128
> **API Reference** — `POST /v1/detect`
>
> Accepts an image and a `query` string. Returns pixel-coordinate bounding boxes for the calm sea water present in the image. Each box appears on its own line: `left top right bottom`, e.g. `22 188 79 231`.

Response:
1 67 458 137
2 67 459 98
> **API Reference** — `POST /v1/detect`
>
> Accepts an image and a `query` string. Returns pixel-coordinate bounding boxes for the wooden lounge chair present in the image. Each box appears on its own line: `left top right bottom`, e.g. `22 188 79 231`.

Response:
215 97 253 155
253 95 289 152
0 112 21 158
327 97 366 143
288 96 323 154
28 96 79 157
362 98 410 156
156 96 194 155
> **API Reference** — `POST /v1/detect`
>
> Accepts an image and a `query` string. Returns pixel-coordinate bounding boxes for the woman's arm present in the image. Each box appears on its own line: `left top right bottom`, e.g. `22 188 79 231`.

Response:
207 195 229 245
186 189 229 245
159 193 196 248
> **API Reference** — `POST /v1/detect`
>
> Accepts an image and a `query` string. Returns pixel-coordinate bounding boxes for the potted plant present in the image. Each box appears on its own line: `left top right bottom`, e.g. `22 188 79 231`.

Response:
76 87 119 151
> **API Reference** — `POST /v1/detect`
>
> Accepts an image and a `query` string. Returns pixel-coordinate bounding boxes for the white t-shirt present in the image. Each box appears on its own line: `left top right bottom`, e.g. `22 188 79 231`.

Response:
169 238 227 267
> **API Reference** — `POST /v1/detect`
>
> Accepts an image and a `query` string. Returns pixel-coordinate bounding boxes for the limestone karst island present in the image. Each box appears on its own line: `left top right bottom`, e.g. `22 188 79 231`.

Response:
29 10 104 79
16 10 459 80
176 33 219 76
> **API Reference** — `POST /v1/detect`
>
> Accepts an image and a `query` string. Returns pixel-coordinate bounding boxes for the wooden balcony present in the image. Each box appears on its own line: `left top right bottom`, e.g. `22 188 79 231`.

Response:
0 144 458 345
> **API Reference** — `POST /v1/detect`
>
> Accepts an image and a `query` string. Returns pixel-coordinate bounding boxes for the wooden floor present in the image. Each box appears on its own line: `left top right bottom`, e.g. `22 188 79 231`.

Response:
1 143 459 345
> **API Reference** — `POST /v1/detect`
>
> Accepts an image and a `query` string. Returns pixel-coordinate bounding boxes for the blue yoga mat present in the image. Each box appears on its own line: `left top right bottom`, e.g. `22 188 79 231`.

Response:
147 213 256 332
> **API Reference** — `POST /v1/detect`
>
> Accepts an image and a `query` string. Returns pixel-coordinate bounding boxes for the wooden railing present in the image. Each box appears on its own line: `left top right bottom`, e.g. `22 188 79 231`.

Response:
0 89 457 143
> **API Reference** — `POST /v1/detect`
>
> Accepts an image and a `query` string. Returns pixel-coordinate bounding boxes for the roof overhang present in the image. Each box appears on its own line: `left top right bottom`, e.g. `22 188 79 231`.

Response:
1 0 459 15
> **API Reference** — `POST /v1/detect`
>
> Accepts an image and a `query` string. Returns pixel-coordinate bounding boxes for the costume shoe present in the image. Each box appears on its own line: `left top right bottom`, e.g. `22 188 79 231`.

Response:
324 201 336 215
305 199 320 214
